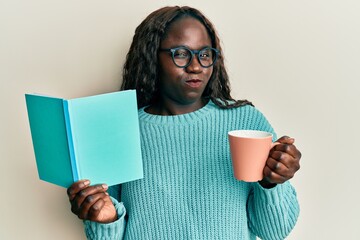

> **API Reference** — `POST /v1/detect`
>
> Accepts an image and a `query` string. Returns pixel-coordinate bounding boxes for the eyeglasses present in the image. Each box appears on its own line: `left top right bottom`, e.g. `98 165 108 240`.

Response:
159 46 220 68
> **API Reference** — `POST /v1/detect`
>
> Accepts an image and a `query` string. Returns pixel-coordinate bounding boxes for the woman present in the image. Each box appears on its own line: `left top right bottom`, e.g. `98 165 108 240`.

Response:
67 6 301 240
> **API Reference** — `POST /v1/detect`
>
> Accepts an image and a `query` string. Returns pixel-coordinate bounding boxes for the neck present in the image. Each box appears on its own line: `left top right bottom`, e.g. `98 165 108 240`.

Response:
146 98 208 116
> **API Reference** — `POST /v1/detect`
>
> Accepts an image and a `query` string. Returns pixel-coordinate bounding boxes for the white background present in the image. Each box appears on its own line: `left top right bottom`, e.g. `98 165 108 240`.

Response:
1 0 359 239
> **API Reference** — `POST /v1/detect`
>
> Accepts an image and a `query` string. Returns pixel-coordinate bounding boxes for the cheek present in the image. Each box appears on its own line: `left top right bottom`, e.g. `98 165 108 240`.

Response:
205 67 214 81
160 63 185 82
159 69 186 91
159 56 178 78
160 67 184 82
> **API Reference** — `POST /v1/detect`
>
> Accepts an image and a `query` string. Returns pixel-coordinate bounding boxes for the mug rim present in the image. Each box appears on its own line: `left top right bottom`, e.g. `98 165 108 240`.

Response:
228 130 273 139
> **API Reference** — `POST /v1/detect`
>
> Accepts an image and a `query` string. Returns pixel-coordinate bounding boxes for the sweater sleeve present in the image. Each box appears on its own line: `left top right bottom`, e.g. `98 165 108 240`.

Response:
247 181 300 240
83 184 127 240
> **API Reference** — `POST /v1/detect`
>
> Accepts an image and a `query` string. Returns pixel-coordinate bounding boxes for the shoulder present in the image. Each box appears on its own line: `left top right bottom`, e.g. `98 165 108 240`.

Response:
214 101 263 117
210 101 269 123
232 105 269 124
215 102 275 135
208 98 256 113
211 98 259 114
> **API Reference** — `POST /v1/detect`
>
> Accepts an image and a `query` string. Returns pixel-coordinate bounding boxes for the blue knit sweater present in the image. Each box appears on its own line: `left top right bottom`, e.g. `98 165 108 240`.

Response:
84 100 299 240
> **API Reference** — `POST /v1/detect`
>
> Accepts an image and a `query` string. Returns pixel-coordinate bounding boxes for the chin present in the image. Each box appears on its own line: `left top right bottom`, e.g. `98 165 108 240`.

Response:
182 95 204 104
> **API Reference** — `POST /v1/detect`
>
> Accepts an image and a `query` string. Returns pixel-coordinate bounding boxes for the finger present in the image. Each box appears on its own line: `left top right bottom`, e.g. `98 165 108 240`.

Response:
67 180 90 200
270 150 290 164
271 149 296 167
266 157 291 177
87 198 106 221
270 150 300 176
267 157 296 179
71 184 108 214
273 144 301 160
263 165 287 184
276 136 295 145
77 192 108 220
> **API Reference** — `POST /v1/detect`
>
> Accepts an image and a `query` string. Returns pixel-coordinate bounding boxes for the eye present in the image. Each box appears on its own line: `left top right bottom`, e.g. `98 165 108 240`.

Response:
199 49 212 59
173 48 190 59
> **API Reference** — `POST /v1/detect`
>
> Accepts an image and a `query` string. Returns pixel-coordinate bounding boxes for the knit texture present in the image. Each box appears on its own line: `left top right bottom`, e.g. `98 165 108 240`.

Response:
84 100 299 240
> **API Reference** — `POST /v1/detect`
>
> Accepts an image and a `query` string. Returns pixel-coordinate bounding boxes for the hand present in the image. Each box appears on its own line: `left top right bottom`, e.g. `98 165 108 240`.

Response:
260 136 301 188
67 180 117 223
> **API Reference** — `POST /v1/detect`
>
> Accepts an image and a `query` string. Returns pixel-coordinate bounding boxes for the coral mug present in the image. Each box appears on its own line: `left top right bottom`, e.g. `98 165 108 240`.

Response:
228 130 279 182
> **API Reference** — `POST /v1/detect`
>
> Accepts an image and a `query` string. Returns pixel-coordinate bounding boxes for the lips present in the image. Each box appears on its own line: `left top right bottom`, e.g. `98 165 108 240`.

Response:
185 79 202 88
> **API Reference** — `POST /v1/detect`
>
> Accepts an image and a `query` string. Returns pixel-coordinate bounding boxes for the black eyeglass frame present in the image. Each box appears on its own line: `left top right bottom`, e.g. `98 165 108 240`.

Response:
159 46 220 68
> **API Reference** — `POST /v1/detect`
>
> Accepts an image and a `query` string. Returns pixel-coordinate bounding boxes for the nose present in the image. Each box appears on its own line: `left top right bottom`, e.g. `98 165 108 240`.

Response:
185 55 202 73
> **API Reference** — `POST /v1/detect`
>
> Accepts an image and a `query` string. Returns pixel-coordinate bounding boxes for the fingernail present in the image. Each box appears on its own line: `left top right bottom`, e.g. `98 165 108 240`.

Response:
84 180 90 186
105 192 109 196
102 184 108 190
284 136 295 142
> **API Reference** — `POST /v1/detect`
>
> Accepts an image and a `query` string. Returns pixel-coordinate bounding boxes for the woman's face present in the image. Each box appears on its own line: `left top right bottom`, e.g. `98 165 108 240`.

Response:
158 17 213 106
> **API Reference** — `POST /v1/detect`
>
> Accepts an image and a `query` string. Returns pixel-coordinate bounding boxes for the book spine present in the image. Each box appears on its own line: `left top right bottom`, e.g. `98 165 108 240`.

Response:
63 100 79 182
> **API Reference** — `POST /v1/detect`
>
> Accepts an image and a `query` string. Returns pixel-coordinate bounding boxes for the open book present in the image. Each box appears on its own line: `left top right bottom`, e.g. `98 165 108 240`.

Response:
25 90 143 188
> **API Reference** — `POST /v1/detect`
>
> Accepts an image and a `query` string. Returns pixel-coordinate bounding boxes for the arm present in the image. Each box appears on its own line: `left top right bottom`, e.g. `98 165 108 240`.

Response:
84 196 127 240
245 108 301 239
247 181 300 240
248 136 301 239
67 181 126 240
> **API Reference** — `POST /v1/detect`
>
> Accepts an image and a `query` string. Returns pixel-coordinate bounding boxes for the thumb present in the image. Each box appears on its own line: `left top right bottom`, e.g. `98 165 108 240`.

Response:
276 136 295 144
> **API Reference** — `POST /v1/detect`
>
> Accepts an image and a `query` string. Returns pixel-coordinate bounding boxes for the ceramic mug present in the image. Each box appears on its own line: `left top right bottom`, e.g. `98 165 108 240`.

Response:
228 130 278 182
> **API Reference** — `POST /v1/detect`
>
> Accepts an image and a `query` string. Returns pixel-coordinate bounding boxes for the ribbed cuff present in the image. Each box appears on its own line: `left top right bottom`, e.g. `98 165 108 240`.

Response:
84 197 126 240
249 181 300 240
254 181 290 206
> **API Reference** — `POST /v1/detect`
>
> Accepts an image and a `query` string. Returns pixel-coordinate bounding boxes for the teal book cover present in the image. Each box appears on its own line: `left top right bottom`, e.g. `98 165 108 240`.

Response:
25 90 143 188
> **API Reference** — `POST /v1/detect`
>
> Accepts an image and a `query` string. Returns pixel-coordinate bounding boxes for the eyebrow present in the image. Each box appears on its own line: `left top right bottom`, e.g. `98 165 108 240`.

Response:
161 45 212 50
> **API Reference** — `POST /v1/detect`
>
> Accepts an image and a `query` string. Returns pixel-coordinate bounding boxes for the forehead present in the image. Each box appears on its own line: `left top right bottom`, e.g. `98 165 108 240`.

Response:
161 17 212 48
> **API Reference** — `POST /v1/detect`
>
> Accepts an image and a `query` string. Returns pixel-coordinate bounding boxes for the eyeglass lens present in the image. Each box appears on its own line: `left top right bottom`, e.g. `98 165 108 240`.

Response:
173 47 216 67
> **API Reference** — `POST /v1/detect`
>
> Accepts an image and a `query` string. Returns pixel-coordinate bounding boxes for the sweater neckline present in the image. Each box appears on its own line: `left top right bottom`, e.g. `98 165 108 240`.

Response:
138 100 217 125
